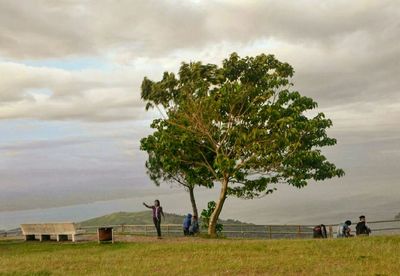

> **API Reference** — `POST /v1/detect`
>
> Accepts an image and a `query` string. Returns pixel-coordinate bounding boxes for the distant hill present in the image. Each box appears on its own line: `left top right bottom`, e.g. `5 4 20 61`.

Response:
79 211 249 226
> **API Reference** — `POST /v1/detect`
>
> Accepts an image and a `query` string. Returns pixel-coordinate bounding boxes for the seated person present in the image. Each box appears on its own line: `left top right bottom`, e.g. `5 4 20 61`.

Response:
337 220 353 238
189 215 199 235
182 213 192 236
313 224 327 238
356 215 371 236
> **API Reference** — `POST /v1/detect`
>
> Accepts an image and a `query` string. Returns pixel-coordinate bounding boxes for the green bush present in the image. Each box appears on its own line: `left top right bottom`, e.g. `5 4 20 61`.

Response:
200 201 223 235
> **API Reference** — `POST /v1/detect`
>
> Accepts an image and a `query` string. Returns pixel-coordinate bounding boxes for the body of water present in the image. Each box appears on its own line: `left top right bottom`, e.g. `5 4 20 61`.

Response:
1 185 398 230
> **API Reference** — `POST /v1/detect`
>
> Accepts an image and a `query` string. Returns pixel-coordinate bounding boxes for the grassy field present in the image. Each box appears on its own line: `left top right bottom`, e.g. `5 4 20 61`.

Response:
0 236 399 275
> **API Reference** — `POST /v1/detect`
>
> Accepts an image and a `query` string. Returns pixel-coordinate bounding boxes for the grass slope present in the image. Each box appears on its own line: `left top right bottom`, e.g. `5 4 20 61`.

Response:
80 211 183 226
0 236 399 275
79 211 247 227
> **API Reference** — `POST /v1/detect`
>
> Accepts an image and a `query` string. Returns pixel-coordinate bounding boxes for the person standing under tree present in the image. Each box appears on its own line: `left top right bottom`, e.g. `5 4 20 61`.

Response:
143 200 165 239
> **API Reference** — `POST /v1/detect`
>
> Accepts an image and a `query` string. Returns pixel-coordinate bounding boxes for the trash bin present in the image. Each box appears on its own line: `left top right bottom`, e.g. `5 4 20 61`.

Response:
97 227 114 243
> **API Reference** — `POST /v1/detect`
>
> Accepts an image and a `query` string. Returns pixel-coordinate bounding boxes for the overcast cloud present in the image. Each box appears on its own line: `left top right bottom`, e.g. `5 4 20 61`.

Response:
0 0 399 122
0 0 399 225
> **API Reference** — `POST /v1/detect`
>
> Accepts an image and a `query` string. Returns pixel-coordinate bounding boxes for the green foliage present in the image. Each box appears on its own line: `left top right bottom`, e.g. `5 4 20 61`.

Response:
200 201 223 234
140 119 215 189
141 52 344 197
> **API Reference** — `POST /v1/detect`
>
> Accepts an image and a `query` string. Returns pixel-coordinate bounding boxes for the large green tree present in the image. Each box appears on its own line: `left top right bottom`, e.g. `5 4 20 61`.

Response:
141 53 344 236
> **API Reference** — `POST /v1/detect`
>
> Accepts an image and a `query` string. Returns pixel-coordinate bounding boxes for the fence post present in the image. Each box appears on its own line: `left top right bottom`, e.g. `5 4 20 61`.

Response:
145 225 147 236
269 225 272 239
167 225 170 236
329 225 333 238
297 225 301 238
121 224 124 233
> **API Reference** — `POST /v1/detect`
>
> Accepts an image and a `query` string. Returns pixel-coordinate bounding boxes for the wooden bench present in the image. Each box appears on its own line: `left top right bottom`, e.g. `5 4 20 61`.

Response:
20 223 80 242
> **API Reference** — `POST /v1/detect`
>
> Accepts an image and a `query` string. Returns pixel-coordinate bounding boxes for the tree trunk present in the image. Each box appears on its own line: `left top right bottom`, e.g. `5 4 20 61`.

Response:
208 178 228 237
188 186 198 218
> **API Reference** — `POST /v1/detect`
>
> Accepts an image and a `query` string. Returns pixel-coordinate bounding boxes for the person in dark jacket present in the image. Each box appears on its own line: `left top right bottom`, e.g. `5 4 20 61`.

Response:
143 199 165 238
183 213 192 236
356 215 371 236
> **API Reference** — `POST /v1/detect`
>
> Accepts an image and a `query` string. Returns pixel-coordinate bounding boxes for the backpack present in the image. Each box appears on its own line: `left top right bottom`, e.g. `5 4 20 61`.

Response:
313 224 327 238
337 223 350 238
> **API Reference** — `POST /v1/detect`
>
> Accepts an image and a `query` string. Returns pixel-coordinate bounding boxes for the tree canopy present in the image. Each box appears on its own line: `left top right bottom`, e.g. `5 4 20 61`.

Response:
141 52 344 236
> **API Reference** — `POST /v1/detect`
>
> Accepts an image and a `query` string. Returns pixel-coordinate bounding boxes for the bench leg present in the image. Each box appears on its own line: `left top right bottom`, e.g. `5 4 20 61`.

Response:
25 235 36 241
40 235 51 242
57 234 69 242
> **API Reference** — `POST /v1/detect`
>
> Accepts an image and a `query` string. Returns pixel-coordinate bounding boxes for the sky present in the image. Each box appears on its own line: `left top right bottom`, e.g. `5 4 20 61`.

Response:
0 0 400 226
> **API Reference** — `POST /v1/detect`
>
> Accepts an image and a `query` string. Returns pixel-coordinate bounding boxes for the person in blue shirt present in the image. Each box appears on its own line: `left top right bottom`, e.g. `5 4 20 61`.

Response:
337 220 353 238
183 213 192 236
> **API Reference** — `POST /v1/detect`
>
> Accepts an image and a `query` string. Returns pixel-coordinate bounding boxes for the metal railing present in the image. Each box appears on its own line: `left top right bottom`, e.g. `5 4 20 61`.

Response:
76 219 400 239
0 228 22 238
2 219 399 240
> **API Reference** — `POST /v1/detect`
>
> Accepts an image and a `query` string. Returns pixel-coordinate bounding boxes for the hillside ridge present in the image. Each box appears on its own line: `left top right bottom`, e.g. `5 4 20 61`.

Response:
79 211 250 226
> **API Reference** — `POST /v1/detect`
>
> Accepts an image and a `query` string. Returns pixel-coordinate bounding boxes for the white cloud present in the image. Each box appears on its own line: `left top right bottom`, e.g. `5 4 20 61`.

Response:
0 62 149 121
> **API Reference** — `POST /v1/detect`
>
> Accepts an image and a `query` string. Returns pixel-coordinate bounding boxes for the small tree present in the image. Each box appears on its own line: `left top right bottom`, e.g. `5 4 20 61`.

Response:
140 104 215 219
141 53 344 236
